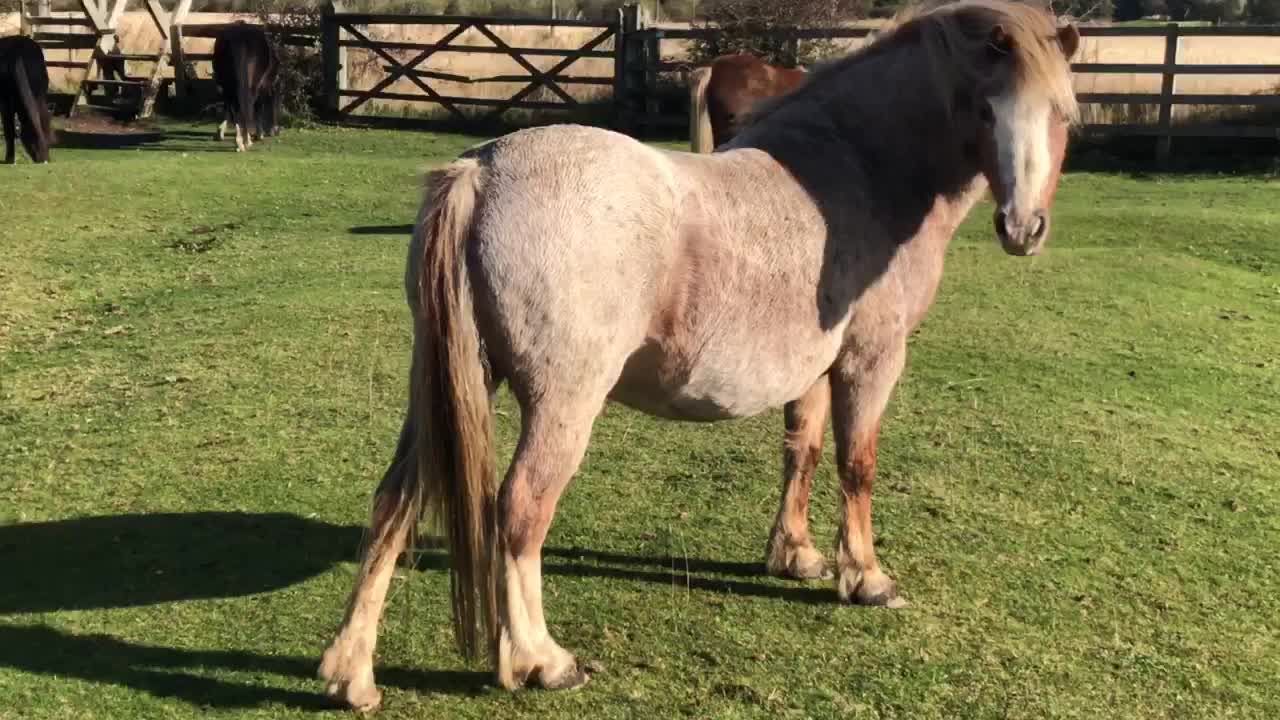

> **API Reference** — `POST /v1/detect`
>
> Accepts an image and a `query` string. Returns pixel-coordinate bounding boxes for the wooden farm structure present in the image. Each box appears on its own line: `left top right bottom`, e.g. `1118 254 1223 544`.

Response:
18 0 192 117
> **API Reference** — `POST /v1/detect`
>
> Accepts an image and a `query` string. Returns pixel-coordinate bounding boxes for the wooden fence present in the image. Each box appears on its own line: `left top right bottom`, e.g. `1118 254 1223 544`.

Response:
319 7 620 125
1072 24 1280 162
618 20 1280 162
37 2 1271 160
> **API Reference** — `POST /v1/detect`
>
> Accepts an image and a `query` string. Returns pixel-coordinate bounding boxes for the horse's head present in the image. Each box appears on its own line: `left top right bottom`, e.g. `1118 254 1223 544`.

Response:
948 2 1079 256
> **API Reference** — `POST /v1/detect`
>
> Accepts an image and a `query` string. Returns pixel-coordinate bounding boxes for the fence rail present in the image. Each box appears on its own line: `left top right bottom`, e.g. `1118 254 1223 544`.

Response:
320 6 619 124
28 2 1276 161
617 20 1280 162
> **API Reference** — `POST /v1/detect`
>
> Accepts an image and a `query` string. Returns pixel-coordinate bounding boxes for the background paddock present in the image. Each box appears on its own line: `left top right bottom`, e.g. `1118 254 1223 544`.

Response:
1 122 1276 718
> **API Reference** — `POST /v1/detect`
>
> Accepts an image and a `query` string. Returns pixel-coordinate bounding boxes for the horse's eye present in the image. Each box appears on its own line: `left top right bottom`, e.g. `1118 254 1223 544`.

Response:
979 102 995 126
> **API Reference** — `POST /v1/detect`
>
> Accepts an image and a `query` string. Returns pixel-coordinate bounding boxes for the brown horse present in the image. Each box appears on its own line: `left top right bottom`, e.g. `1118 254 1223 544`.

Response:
0 35 52 164
212 22 280 152
319 0 1080 708
689 53 808 153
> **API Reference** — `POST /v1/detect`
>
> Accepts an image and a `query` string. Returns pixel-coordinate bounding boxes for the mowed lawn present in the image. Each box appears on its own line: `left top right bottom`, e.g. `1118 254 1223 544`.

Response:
1 122 1278 720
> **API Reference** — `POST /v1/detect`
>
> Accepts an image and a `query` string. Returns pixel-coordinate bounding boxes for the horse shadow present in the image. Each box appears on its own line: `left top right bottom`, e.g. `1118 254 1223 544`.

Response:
0 511 829 708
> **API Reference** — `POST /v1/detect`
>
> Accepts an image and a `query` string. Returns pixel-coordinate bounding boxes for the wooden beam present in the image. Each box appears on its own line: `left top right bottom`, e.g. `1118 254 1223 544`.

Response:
335 38 614 59
473 23 577 106
485 26 614 119
140 0 192 118
337 21 472 120
145 0 172 41
331 12 613 28
1155 23 1179 166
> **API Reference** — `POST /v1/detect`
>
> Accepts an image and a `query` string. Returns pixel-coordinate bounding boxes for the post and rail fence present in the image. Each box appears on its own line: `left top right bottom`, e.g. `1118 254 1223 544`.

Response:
18 1 1280 162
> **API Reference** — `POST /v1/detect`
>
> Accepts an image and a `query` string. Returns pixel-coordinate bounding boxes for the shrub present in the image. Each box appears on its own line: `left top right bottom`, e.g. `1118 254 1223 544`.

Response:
689 0 868 67
252 0 325 126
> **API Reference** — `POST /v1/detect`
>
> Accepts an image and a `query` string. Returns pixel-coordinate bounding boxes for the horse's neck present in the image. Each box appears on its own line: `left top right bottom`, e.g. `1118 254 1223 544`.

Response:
737 37 978 217
894 177 990 330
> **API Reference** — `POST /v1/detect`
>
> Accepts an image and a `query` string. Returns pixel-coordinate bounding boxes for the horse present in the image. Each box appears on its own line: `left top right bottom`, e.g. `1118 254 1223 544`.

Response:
0 35 52 164
689 53 808 153
318 0 1080 708
212 22 280 152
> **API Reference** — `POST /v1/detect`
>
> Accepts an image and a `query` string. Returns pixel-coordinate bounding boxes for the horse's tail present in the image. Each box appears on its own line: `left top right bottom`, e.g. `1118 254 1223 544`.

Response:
688 65 715 154
12 54 49 163
235 43 255 142
392 157 498 660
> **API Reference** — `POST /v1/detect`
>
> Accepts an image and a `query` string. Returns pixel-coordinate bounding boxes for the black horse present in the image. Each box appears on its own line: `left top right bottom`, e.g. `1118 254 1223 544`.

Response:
0 35 52 164
212 22 280 152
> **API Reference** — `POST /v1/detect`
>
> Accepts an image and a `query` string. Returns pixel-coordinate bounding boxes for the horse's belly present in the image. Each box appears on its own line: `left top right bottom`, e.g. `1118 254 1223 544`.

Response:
609 334 840 421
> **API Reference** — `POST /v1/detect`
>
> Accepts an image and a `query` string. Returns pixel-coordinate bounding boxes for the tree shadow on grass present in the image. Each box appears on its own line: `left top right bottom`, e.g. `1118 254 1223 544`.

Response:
0 512 831 708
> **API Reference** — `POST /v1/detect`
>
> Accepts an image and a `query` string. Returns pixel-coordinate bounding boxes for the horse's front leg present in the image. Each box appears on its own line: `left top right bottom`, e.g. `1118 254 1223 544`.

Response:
496 401 598 691
830 343 908 608
765 377 832 580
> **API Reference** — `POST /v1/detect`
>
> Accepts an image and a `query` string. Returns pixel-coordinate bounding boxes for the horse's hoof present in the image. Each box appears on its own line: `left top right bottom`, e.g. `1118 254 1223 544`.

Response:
324 680 382 713
766 539 832 581
837 569 907 608
853 589 909 609
539 663 590 691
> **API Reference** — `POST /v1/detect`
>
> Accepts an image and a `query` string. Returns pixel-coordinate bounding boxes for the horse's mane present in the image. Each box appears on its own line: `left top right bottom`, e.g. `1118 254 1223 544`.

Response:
740 0 1078 131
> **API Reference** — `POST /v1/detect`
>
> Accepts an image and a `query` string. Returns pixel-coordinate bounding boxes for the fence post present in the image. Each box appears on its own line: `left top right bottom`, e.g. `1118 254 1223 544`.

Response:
1156 23 1178 166
321 1 341 119
643 27 660 133
615 3 641 134
171 23 187 99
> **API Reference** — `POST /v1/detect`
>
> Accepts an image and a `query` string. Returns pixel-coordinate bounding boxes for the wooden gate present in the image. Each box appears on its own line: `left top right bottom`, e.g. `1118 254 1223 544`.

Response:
321 10 621 124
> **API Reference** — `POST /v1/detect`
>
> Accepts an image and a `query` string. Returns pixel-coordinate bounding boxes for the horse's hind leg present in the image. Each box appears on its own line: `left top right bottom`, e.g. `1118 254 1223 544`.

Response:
216 108 230 141
317 416 415 712
2 106 16 164
766 377 832 580
497 395 601 691
830 343 908 608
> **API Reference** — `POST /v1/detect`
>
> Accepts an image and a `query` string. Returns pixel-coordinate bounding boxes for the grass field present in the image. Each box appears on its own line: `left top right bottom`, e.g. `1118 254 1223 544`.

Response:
2 121 1279 720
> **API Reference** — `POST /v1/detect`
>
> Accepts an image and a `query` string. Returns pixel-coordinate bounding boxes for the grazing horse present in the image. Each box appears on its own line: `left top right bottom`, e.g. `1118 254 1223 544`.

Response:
689 53 808 153
212 22 279 152
319 0 1080 708
0 35 52 164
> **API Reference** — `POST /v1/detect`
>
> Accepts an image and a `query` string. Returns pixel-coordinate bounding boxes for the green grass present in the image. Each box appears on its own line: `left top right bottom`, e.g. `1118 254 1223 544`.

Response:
2 120 1279 720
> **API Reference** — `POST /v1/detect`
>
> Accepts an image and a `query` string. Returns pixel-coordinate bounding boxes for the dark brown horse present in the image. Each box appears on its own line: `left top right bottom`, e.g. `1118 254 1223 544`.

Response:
0 35 52 164
212 22 280 152
689 53 808 153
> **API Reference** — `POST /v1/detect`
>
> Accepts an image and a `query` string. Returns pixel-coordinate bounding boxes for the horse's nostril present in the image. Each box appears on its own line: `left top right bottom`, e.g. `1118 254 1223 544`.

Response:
994 210 1010 240
1030 212 1047 240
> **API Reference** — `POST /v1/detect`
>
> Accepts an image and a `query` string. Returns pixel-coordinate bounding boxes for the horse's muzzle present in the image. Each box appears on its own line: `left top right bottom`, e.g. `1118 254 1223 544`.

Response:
995 208 1048 256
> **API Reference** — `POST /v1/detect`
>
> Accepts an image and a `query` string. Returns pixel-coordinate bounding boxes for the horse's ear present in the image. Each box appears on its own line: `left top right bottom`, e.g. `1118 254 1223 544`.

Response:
988 24 1015 58
1057 24 1081 60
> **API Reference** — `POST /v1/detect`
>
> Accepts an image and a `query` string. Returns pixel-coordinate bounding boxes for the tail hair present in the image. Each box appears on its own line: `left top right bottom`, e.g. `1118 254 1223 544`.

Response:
688 65 715 154
386 158 499 660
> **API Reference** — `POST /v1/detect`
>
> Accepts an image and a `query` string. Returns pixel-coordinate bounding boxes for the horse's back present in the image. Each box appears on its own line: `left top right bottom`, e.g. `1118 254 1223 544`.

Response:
457 125 844 419
0 36 48 92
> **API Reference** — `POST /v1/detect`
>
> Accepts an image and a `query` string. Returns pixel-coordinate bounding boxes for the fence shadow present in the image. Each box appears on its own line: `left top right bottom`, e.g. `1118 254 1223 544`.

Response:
348 224 415 236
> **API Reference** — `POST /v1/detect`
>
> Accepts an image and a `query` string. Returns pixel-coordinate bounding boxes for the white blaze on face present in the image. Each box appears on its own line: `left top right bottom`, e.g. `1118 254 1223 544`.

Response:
989 90 1052 222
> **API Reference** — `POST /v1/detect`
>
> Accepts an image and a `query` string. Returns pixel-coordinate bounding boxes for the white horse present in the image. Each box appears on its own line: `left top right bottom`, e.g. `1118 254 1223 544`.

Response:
319 0 1080 709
